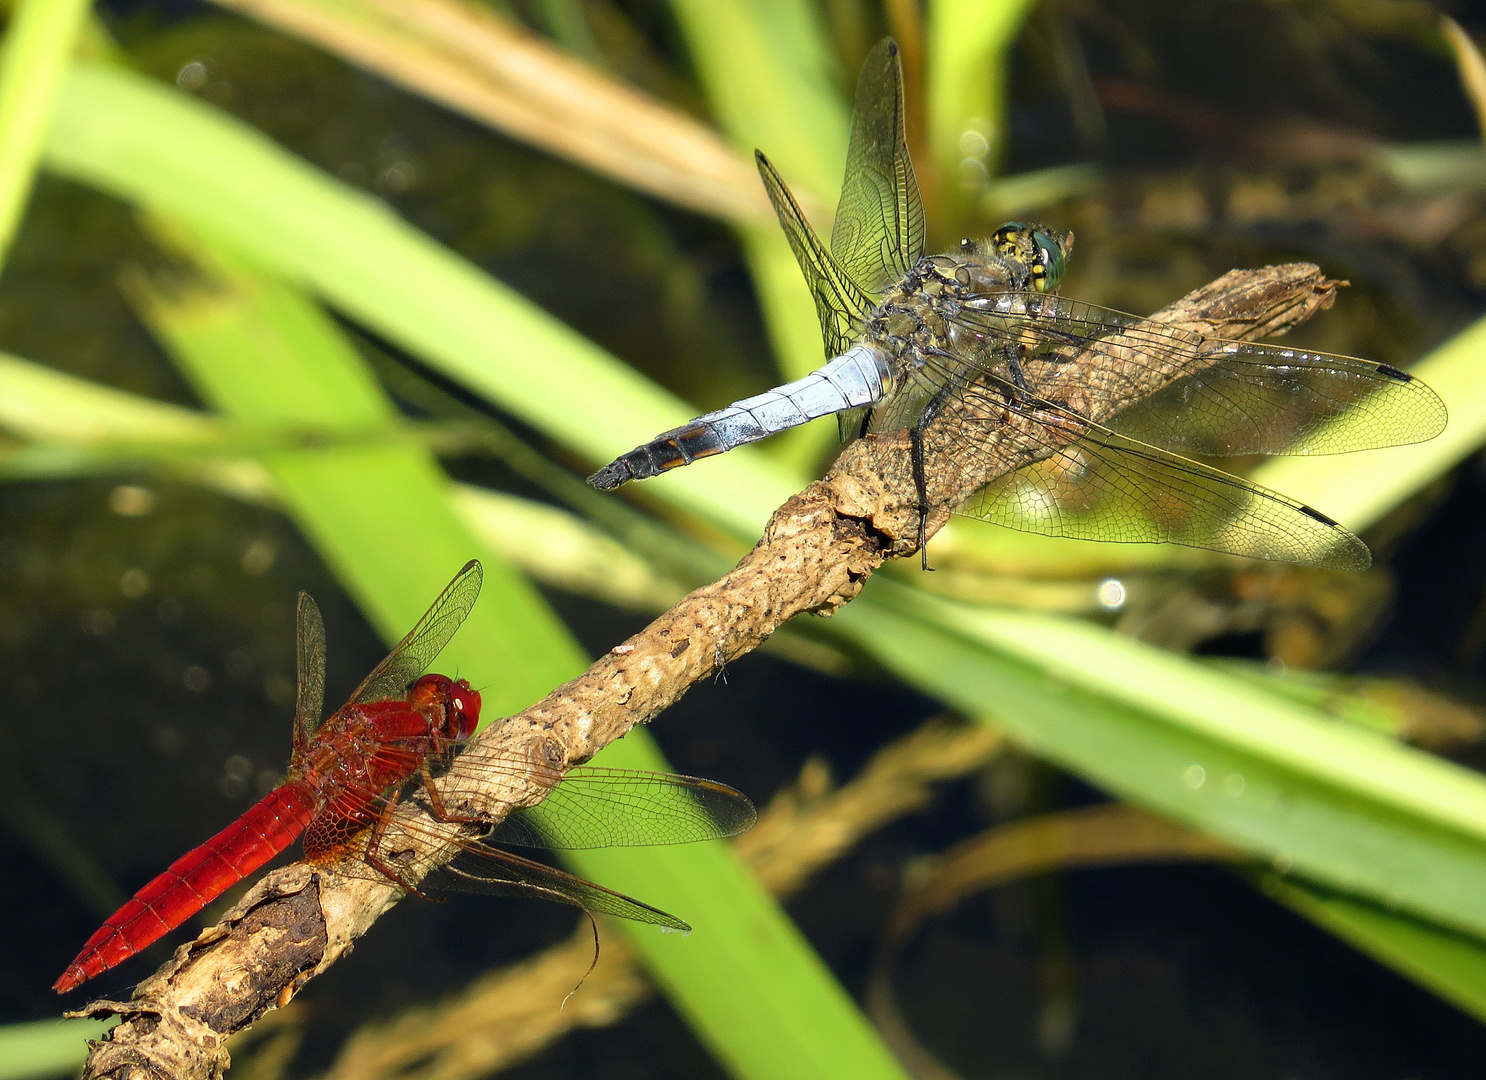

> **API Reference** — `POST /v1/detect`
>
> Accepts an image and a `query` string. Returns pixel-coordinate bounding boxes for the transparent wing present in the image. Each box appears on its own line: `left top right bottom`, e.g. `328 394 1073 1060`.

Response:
348 560 484 705
316 749 756 853
316 761 746 930
291 591 327 759
486 767 758 849
830 37 925 293
321 809 693 930
954 389 1371 569
950 292 1447 455
756 150 875 359
838 404 871 442
427 845 690 931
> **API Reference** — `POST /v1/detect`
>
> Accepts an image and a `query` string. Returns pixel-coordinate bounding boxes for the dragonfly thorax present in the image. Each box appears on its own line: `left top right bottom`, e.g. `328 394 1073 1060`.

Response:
864 249 1035 361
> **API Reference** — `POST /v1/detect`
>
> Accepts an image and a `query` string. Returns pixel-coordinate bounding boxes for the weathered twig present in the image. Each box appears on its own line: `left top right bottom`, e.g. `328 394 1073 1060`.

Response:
321 717 1005 1080
70 265 1339 1080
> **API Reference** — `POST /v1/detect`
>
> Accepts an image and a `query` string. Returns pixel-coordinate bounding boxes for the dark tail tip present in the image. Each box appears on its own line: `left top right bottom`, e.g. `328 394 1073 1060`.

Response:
587 461 633 491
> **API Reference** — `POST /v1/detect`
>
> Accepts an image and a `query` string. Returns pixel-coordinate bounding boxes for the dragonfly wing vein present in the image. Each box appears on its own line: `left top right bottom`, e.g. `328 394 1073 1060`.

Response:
952 388 1370 569
831 38 925 292
951 295 1446 455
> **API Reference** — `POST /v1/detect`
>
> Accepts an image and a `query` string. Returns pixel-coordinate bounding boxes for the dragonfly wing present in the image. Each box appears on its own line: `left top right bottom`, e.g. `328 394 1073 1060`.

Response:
488 767 757 850
348 560 484 705
830 37 925 294
292 591 327 758
956 392 1371 570
1103 339 1447 455
951 293 1446 455
838 405 870 442
427 844 690 931
756 150 875 359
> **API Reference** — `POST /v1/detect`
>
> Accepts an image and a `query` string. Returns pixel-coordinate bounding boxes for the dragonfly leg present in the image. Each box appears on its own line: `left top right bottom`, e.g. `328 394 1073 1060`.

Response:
910 385 957 572
363 785 443 901
1005 347 1031 396
909 423 933 571
416 760 486 827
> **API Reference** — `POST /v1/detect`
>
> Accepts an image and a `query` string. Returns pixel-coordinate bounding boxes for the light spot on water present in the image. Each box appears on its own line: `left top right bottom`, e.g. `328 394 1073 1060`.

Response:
1224 773 1246 796
241 537 277 576
958 157 989 187
263 673 294 707
176 61 207 90
1183 764 1207 789
377 159 419 193
1097 578 1126 609
257 769 285 796
153 725 183 755
109 485 155 516
120 568 150 598
219 754 253 799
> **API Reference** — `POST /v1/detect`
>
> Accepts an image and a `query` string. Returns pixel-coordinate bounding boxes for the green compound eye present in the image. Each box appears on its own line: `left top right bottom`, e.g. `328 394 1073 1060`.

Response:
990 222 1070 293
1032 229 1068 293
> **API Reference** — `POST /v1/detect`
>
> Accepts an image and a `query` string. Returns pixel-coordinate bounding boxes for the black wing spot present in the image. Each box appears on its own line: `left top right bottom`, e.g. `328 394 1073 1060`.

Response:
1298 504 1341 527
1377 363 1411 382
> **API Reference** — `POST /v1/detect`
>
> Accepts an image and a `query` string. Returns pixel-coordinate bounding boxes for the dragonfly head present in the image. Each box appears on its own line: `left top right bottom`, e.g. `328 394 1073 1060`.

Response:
989 222 1072 293
411 673 483 741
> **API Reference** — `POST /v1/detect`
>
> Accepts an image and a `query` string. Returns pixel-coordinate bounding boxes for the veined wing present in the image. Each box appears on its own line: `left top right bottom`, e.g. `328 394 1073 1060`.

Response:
348 560 484 705
952 292 1446 456
830 38 925 294
323 806 694 930
953 387 1371 570
291 591 328 758
320 760 755 931
484 766 757 849
756 150 874 360
428 844 692 930
322 748 756 851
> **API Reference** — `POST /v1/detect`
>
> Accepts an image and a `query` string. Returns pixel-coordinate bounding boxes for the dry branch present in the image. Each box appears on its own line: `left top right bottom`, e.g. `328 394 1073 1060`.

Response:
70 264 1340 1080
322 718 1005 1080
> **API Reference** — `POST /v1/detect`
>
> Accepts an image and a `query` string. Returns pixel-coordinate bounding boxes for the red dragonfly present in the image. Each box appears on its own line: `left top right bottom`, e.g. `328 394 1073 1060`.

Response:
55 560 755 994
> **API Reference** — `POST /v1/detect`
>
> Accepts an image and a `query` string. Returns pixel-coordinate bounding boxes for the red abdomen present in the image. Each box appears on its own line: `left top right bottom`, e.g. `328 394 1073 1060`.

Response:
53 781 318 993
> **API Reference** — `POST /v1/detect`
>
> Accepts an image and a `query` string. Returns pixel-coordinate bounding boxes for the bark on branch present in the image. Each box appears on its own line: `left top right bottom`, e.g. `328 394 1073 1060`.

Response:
70 265 1339 1080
